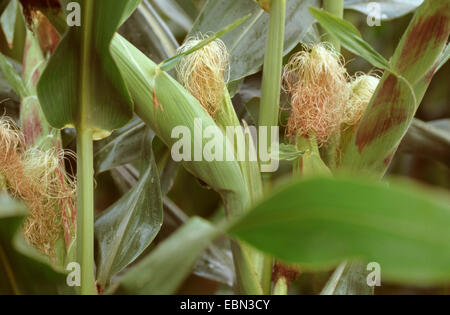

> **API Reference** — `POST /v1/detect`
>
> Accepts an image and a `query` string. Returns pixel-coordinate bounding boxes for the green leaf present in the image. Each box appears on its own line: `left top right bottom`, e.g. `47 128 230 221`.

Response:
344 0 424 20
0 0 18 48
0 50 27 97
0 0 25 63
190 0 319 82
152 0 194 32
37 0 140 139
321 261 374 295
112 217 221 294
229 177 450 285
95 129 163 288
341 0 449 175
173 0 205 20
0 194 70 294
309 7 391 70
94 117 146 173
119 2 179 63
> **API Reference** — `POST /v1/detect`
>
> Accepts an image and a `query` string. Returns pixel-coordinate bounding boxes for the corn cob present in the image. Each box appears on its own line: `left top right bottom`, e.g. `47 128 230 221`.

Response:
111 35 268 293
111 35 248 214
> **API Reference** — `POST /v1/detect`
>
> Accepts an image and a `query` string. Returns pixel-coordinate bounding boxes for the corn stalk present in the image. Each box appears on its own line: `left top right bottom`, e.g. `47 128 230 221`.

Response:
37 0 141 294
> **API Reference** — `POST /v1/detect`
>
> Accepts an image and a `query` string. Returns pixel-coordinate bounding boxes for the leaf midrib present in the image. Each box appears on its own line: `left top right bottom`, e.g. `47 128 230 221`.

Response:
78 0 95 129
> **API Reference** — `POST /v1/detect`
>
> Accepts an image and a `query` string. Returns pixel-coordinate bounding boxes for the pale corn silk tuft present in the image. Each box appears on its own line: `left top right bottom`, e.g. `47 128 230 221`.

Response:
343 73 380 126
0 117 75 260
176 35 230 118
283 43 350 145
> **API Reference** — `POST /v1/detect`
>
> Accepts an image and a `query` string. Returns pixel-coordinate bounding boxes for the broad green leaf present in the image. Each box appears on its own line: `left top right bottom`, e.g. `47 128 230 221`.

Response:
342 0 449 175
94 117 146 173
37 0 140 139
321 261 374 295
107 168 233 286
309 7 391 70
0 194 70 294
162 197 235 286
344 0 424 20
0 0 17 47
112 217 221 295
119 2 178 63
173 0 205 20
95 124 178 195
95 129 163 288
229 177 450 285
190 0 319 82
399 119 450 168
152 0 193 32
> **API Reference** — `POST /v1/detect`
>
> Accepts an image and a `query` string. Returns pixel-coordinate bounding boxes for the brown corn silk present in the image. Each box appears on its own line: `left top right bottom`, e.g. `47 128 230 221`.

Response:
283 43 349 145
0 118 75 260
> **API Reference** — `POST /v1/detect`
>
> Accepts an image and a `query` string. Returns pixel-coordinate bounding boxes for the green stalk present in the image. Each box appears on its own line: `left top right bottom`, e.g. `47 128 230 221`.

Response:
322 0 344 170
258 0 285 151
322 0 344 52
217 92 269 294
256 0 286 295
76 128 95 295
76 0 96 295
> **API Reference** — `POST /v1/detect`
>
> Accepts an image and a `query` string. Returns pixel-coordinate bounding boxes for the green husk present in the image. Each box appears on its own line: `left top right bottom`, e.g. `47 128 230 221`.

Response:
341 0 450 176
111 35 267 293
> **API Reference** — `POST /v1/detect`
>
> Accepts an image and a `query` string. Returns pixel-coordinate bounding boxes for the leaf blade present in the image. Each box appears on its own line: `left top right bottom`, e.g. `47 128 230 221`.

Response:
95 129 163 287
309 7 391 70
37 0 140 138
229 177 450 285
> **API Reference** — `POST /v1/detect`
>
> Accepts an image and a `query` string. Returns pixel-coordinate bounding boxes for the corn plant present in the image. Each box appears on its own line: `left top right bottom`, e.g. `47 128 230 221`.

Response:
0 0 449 297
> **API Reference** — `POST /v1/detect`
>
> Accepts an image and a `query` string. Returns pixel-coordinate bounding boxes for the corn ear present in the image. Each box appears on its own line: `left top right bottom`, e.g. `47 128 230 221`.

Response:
111 34 248 216
341 0 449 176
